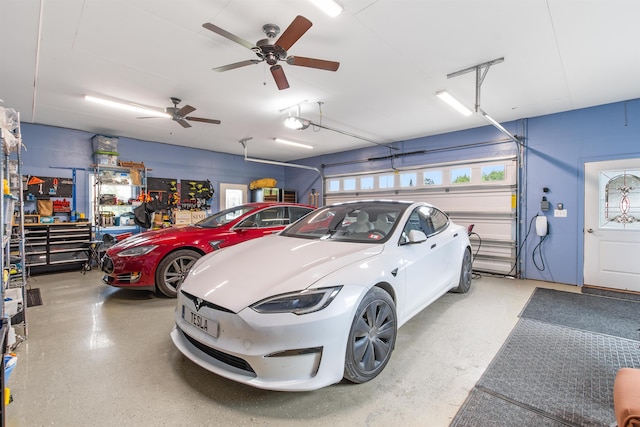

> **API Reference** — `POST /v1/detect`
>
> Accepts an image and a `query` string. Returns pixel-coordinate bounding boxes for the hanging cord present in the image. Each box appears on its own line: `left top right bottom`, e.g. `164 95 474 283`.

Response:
532 234 548 271
507 215 538 276
311 101 324 133
469 231 482 279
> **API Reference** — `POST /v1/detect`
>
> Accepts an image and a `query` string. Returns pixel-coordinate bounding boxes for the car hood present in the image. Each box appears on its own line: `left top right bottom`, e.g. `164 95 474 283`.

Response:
110 225 225 250
181 235 383 313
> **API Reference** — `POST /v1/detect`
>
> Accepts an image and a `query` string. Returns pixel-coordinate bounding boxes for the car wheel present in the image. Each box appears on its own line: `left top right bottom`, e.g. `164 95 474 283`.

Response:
451 248 472 293
155 249 201 298
344 287 397 384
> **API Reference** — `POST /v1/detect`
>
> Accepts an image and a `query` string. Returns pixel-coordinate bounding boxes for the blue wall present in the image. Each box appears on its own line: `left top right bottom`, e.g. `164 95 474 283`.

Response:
286 99 640 286
19 123 286 216
522 99 640 285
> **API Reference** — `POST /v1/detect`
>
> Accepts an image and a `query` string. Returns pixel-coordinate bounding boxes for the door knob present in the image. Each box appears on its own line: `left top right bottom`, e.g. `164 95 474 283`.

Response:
587 228 594 233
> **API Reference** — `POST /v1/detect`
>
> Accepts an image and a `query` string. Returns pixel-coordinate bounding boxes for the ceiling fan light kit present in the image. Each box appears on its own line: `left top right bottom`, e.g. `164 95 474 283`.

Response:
203 15 340 90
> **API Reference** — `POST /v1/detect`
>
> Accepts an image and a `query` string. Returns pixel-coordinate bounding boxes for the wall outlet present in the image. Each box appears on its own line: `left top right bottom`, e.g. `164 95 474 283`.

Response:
554 209 567 217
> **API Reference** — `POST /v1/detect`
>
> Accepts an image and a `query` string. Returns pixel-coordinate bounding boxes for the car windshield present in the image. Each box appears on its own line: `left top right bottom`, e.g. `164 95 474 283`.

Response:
282 202 409 243
194 206 255 228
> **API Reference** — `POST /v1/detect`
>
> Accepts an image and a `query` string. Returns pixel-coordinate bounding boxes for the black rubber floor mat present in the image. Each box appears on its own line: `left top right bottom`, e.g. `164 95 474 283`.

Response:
582 286 640 302
520 287 640 340
451 319 640 427
27 288 43 307
451 387 570 427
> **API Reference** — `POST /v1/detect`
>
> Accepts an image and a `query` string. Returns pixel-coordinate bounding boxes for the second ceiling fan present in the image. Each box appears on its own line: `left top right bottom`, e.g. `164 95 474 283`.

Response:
138 97 221 128
203 15 340 90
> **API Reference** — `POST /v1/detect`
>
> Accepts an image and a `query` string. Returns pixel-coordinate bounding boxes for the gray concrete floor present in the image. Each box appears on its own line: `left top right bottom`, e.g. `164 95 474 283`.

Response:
5 270 578 427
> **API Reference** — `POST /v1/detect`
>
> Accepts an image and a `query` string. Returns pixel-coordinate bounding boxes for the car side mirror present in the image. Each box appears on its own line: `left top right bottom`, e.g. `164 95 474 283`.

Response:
407 229 427 243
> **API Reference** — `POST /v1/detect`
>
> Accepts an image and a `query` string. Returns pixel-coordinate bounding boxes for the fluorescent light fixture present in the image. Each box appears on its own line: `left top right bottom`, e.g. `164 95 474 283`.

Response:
481 111 502 128
479 109 520 144
436 90 473 116
274 138 313 149
84 95 170 118
284 116 311 130
309 0 343 17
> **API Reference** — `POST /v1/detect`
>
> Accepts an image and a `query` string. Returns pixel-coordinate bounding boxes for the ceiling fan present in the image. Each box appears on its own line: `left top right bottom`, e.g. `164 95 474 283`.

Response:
139 97 221 128
202 15 340 90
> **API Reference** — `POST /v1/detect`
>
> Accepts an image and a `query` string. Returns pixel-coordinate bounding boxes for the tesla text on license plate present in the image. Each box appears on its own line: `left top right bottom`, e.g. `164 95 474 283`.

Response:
182 305 219 338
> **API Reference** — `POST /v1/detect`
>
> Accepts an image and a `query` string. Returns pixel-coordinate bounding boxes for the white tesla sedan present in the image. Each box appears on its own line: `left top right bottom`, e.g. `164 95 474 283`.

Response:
171 200 472 391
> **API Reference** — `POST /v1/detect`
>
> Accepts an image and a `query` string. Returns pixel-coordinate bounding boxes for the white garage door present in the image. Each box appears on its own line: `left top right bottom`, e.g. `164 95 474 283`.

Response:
325 156 518 276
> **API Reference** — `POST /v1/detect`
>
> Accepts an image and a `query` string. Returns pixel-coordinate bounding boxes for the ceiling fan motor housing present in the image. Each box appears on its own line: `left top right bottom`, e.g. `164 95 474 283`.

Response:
255 39 287 64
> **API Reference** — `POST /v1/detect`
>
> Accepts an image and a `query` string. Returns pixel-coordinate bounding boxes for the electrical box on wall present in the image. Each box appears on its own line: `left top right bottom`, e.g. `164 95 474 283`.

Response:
541 196 550 212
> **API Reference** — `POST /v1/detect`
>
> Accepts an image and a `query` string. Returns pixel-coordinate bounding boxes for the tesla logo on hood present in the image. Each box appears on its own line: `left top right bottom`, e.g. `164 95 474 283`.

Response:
181 290 235 314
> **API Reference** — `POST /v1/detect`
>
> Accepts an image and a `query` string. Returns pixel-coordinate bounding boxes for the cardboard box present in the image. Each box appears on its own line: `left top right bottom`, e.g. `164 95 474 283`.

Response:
190 211 206 224
172 211 191 226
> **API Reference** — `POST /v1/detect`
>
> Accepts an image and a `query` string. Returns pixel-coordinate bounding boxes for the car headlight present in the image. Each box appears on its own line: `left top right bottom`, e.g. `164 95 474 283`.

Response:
251 286 342 315
117 245 158 257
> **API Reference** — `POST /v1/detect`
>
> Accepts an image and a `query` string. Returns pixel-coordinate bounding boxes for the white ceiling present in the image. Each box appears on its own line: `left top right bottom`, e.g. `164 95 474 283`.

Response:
2 0 639 162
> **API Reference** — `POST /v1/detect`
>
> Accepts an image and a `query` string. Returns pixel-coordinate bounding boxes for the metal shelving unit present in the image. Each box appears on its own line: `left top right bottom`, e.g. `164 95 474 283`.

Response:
91 164 146 240
1 106 27 348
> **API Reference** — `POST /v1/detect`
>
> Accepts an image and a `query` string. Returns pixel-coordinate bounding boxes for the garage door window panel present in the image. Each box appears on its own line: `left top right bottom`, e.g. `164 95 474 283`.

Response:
423 170 443 186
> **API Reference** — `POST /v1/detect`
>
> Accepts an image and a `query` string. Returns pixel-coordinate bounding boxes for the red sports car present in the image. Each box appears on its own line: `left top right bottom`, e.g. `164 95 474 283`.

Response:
101 202 315 297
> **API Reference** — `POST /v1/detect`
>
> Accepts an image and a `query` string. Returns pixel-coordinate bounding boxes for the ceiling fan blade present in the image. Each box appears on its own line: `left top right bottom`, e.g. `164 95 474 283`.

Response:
271 65 290 90
275 15 312 51
136 116 160 119
202 23 255 50
176 105 196 117
186 116 221 125
177 119 192 128
213 59 262 72
286 56 340 71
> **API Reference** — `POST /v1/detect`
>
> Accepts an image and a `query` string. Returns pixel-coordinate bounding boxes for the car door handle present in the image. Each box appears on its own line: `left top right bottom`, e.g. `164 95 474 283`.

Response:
431 244 437 249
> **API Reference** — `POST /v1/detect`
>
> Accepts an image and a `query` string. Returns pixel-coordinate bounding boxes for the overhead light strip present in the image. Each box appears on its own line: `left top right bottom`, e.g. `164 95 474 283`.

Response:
436 90 473 116
84 95 170 118
308 0 343 17
274 138 313 149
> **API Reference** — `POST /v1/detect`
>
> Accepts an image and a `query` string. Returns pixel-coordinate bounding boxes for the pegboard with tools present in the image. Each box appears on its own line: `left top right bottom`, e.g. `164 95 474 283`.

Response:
24 175 73 199
180 179 214 210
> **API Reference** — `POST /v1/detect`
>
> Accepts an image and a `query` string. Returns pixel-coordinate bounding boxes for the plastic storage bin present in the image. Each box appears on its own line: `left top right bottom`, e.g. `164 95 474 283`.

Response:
92 134 119 153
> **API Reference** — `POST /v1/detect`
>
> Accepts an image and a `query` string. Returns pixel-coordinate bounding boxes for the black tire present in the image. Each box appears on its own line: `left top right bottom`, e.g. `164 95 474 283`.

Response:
155 249 201 298
451 248 472 293
344 287 397 384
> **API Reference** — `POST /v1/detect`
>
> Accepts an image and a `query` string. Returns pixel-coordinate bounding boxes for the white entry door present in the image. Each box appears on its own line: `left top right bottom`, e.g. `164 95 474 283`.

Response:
584 158 640 291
